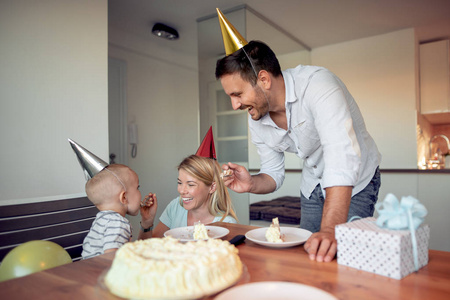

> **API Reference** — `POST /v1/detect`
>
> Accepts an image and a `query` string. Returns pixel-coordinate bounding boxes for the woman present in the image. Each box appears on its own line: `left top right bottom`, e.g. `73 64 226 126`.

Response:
151 155 238 237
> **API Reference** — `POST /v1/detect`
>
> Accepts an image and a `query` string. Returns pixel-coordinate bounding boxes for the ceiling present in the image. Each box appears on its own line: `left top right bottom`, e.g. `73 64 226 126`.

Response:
108 0 450 57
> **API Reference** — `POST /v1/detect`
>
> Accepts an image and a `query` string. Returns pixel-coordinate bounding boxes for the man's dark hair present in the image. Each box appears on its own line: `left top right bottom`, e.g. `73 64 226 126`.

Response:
215 40 282 85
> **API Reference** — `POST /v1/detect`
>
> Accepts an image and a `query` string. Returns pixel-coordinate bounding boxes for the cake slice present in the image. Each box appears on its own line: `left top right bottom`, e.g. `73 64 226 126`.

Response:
220 169 233 179
265 217 283 243
193 222 209 240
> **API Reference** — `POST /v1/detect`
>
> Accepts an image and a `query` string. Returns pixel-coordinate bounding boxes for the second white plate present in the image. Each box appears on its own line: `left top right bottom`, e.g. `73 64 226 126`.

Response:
164 225 229 242
245 227 312 248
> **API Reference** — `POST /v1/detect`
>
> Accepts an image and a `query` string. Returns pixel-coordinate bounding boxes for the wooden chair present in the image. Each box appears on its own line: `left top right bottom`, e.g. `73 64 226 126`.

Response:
0 196 98 262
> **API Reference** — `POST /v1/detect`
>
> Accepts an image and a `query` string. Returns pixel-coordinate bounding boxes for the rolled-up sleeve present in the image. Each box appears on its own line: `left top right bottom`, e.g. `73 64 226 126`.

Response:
249 123 285 190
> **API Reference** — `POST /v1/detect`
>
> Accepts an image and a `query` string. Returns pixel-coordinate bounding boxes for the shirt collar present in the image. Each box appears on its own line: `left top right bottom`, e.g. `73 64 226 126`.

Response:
258 70 298 127
283 70 298 104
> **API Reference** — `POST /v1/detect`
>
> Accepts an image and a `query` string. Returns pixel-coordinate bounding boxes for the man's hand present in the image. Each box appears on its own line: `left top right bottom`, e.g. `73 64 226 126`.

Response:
221 162 253 193
221 163 277 194
303 186 352 262
303 228 337 262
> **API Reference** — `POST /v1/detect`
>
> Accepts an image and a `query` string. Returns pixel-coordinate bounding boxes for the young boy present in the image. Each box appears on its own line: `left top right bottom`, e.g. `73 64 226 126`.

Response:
81 164 157 259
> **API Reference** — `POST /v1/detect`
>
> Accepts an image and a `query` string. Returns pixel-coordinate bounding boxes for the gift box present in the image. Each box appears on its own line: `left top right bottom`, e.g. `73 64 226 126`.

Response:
335 217 430 280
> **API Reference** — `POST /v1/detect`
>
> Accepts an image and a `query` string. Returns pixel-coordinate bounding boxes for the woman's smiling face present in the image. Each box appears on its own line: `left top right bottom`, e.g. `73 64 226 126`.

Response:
177 169 211 211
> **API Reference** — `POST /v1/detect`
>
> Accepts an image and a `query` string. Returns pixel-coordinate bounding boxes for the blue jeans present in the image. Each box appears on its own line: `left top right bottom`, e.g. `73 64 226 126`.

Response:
299 167 381 233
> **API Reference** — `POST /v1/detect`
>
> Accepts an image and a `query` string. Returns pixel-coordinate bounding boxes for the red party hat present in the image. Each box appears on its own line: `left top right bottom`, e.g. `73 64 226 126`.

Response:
196 126 216 159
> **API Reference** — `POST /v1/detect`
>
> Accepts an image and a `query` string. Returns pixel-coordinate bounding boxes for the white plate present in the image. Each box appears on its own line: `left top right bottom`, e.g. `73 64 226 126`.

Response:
215 281 338 300
245 227 312 248
164 225 229 242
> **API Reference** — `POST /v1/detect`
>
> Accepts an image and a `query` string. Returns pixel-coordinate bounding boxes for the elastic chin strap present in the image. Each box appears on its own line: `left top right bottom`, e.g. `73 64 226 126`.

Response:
242 48 270 111
103 167 127 192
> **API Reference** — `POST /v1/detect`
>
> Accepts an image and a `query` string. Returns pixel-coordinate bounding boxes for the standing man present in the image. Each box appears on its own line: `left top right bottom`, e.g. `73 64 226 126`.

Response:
215 9 381 263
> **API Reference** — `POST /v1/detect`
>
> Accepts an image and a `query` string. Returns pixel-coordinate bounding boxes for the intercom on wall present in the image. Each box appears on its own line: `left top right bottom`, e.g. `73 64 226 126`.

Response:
128 123 138 157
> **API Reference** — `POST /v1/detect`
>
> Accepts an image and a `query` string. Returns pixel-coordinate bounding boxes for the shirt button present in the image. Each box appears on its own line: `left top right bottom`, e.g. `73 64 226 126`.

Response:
288 130 291 134
313 165 317 169
318 176 322 179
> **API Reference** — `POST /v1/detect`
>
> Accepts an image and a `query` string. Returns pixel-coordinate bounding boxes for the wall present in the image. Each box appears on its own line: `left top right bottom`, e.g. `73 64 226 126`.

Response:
108 28 200 239
312 29 417 169
377 173 450 252
0 0 108 204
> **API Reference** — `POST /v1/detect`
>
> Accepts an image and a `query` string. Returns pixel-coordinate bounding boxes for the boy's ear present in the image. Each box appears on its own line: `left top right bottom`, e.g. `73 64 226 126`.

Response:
119 191 127 205
209 182 217 194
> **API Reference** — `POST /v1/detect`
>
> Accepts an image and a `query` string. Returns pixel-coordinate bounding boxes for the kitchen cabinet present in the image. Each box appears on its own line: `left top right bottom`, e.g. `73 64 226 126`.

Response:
419 40 450 117
209 81 249 165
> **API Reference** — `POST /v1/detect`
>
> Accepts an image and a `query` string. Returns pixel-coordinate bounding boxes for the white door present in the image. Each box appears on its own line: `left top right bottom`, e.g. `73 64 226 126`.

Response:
108 58 127 165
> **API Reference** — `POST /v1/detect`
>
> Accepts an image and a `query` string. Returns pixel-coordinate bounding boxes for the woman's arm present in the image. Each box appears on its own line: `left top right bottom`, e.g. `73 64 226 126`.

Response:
152 222 170 238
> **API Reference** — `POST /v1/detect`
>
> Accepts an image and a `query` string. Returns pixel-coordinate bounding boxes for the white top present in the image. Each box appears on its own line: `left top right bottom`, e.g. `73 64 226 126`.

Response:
160 198 238 229
249 65 381 198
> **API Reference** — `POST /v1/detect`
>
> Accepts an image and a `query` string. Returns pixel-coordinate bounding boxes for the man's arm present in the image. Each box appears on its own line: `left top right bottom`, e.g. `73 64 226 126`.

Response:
222 162 277 194
303 185 352 262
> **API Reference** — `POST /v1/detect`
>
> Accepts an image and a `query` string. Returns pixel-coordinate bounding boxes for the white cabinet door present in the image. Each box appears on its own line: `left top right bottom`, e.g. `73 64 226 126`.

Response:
419 40 450 114
208 81 249 165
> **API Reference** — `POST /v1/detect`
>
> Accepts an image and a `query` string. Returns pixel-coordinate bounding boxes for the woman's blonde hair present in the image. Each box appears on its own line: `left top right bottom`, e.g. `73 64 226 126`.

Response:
178 155 238 222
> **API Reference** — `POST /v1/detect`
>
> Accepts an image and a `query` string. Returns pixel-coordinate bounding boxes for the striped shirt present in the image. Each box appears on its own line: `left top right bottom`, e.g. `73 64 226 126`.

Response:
81 210 132 259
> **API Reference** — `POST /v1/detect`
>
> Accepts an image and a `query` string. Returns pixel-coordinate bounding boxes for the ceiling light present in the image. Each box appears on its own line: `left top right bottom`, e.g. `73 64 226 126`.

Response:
152 23 179 40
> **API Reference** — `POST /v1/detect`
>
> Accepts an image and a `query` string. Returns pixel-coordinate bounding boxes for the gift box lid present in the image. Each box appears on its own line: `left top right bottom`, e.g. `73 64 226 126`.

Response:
335 217 429 250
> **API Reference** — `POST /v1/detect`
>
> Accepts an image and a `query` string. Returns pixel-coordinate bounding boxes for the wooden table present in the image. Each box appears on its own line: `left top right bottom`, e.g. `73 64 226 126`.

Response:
1 222 449 299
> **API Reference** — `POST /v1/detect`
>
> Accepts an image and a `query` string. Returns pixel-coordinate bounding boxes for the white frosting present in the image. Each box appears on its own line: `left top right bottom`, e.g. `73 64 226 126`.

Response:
104 236 242 299
193 223 209 240
265 218 283 243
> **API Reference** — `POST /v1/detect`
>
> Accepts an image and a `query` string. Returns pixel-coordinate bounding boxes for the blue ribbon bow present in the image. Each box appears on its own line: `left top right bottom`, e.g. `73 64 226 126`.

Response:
375 193 427 271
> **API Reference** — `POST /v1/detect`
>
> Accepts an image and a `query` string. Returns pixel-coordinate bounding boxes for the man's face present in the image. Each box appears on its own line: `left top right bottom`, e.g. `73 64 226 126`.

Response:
220 73 269 121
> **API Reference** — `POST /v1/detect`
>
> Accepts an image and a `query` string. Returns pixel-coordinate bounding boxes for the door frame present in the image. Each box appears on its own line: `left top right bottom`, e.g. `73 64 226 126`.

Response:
108 57 128 165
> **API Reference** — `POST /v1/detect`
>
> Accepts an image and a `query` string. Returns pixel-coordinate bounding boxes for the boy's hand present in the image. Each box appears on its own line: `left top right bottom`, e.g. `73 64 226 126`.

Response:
140 193 157 227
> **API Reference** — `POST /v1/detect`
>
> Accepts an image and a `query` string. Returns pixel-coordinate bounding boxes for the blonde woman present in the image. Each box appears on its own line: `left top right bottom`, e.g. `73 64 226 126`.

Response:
151 155 238 237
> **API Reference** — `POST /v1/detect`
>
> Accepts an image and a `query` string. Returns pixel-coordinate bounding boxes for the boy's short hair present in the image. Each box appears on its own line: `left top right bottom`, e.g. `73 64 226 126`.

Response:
85 164 133 206
215 40 282 85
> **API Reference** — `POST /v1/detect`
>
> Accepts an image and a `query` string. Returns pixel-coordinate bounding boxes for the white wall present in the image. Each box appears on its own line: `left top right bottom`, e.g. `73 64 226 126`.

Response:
0 0 108 204
377 173 450 252
108 29 200 239
312 29 417 169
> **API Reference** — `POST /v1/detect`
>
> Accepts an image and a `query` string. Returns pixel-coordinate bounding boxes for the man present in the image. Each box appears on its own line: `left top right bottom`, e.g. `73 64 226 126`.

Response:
215 14 381 262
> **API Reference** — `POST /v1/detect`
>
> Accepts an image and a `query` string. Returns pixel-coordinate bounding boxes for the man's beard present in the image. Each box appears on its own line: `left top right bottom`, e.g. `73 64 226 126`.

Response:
251 85 270 120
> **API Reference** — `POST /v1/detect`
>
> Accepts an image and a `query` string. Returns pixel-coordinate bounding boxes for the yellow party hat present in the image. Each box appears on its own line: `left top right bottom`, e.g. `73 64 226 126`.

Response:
216 8 248 55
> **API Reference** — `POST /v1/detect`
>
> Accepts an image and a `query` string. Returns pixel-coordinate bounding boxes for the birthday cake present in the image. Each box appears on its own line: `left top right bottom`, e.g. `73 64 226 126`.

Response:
104 236 243 299
265 217 283 243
